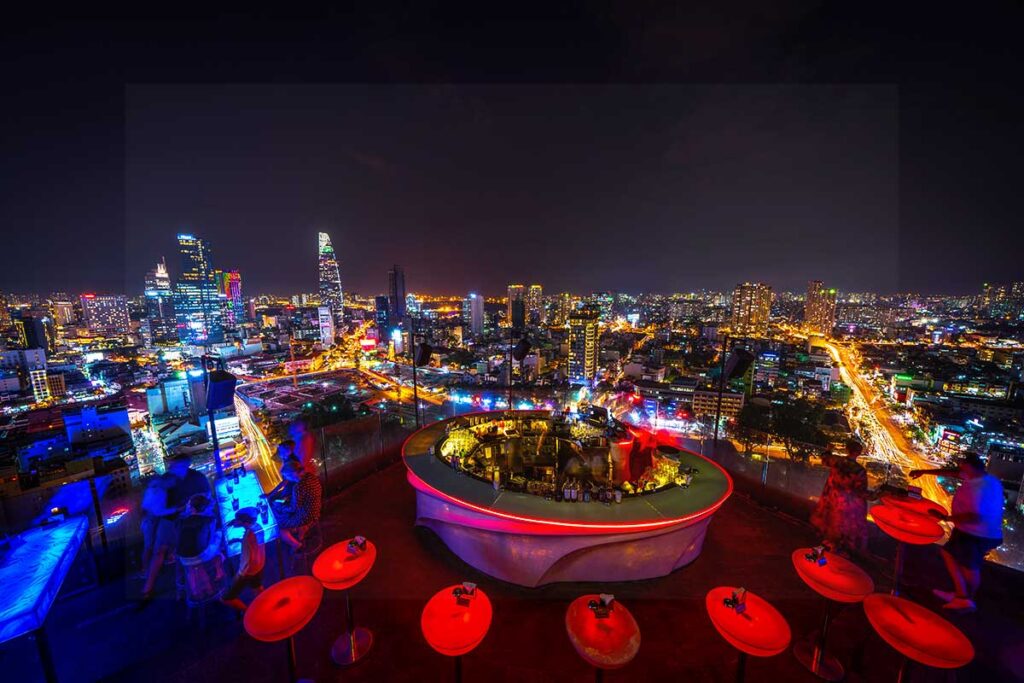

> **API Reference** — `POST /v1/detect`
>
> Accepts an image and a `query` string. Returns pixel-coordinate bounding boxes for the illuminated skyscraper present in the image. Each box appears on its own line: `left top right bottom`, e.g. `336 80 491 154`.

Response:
506 284 525 327
568 304 600 383
173 234 223 345
729 282 772 336
216 269 245 328
80 294 131 336
555 292 573 326
143 258 177 346
463 292 484 336
375 295 391 331
0 291 11 330
388 265 406 321
804 280 837 336
318 232 344 323
526 284 544 325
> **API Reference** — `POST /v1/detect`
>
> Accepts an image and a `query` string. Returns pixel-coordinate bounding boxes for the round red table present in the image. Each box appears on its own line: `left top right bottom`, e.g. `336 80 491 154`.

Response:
863 593 974 681
871 502 944 595
421 584 493 682
565 595 641 681
312 537 377 666
792 548 874 680
880 494 947 519
706 586 791 683
244 576 324 682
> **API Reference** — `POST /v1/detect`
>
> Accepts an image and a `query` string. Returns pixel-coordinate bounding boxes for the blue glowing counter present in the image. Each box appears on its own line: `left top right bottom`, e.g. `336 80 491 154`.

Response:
0 517 88 645
214 471 278 556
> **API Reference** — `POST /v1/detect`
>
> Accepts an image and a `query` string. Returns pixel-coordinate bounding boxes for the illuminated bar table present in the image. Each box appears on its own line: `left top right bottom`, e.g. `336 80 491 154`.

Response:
0 517 89 683
214 470 279 556
880 494 947 519
706 586 791 683
792 547 874 681
565 594 640 682
862 593 974 681
870 503 943 595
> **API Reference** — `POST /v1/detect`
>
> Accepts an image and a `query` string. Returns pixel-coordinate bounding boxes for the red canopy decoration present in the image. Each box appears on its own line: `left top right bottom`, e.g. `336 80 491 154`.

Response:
420 584 493 657
244 576 324 642
863 593 974 669
564 594 641 670
791 548 874 603
705 587 791 657
312 538 377 591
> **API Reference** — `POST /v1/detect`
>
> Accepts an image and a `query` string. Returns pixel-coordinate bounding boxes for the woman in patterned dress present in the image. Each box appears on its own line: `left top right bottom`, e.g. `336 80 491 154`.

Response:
811 439 871 555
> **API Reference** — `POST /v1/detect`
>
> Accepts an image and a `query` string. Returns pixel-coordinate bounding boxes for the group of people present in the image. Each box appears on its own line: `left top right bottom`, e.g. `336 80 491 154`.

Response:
138 417 323 613
811 439 1004 613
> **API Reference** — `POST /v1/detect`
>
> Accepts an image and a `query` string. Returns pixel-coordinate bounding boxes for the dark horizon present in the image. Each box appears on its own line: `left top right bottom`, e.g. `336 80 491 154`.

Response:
2 6 1023 297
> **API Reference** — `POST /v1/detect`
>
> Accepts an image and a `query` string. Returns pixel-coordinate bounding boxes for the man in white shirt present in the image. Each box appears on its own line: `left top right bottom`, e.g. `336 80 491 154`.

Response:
910 452 1005 612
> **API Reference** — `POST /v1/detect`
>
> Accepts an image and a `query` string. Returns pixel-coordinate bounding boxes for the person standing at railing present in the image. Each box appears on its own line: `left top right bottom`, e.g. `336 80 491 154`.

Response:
811 439 871 556
910 452 1005 613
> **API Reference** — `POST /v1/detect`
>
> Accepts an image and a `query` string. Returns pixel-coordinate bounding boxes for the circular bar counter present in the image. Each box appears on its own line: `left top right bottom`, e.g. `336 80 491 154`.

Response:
403 410 733 587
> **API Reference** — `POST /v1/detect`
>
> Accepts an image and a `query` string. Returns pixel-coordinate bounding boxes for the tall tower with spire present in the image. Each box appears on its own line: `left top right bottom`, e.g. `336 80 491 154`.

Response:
318 232 344 323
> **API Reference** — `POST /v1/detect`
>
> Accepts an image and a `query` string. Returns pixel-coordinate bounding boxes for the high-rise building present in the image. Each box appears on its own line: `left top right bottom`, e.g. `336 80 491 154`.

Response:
80 294 131 336
30 368 49 403
375 295 391 331
143 258 177 345
317 306 336 347
730 283 773 336
388 266 407 322
506 284 525 327
14 313 56 352
318 232 344 323
804 280 837 336
173 234 223 345
526 284 544 325
0 291 11 330
568 304 600 383
555 292 573 326
463 292 484 337
216 269 245 328
50 299 75 327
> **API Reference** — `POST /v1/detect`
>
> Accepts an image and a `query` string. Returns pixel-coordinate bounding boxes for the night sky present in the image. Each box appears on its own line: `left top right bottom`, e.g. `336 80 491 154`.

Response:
2 5 1023 297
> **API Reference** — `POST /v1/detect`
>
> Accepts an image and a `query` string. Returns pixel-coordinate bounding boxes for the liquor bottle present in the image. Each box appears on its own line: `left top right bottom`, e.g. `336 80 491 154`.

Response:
582 484 591 503
555 482 563 502
233 467 240 485
614 488 623 504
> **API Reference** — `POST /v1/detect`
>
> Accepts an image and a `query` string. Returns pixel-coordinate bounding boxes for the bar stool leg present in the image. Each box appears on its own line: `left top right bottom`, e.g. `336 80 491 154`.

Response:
595 666 605 683
793 599 844 681
896 655 909 683
735 651 746 683
331 589 374 666
892 542 906 596
454 655 463 683
285 635 298 683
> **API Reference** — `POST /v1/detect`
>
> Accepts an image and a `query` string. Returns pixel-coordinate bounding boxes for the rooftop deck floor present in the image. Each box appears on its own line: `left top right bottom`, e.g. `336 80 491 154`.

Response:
3 461 1021 682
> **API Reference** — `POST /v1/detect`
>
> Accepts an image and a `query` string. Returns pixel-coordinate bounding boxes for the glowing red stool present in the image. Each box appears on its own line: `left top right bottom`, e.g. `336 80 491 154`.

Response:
706 586 791 683
871 503 943 595
565 594 640 682
792 547 874 681
863 593 974 681
421 583 493 682
312 536 377 666
243 576 324 683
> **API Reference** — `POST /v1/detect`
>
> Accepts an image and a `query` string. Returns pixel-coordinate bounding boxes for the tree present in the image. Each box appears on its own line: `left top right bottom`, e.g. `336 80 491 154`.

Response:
735 402 771 455
771 398 829 462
